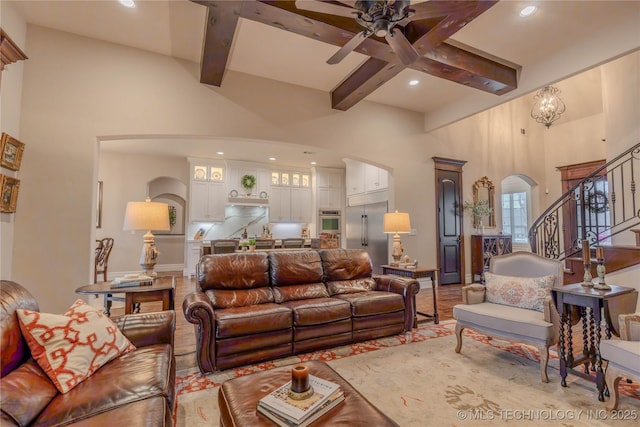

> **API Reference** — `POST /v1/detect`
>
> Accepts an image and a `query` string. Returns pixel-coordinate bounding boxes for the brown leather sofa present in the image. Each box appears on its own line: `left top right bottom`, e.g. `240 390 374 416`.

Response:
183 249 419 373
0 280 176 426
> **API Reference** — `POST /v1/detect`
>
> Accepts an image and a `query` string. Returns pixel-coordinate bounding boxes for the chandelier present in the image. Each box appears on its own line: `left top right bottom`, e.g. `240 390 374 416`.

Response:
531 86 566 128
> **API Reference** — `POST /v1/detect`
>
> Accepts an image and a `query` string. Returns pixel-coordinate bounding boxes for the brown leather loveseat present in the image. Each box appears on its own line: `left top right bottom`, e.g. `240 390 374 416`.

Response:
0 280 176 426
183 249 419 373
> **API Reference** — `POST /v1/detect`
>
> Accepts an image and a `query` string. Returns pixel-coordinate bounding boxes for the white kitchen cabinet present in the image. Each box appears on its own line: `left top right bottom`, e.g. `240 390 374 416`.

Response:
269 186 291 222
345 160 366 196
189 180 226 222
365 163 388 193
316 169 344 209
269 169 311 222
291 187 312 222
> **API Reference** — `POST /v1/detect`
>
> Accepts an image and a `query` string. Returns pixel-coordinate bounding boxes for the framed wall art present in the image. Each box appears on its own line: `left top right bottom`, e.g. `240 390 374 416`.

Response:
96 181 103 228
0 133 25 171
0 174 20 213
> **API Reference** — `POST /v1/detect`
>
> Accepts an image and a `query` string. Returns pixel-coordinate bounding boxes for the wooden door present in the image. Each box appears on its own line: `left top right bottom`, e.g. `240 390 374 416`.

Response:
433 158 466 285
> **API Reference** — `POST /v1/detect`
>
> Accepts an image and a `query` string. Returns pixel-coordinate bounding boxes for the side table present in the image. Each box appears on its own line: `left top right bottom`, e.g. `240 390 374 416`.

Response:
552 283 638 401
381 265 438 325
76 276 175 316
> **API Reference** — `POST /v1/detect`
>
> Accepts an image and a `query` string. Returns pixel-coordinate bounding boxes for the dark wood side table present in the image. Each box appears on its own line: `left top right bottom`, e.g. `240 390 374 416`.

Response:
552 283 638 401
76 276 175 316
381 265 438 325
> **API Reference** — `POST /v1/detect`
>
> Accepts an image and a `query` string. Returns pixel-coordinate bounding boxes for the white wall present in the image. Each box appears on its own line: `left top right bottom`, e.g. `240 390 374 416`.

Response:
0 2 27 280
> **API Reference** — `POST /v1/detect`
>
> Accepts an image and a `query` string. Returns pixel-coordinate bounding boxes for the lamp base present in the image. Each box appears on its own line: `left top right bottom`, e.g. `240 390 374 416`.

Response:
391 233 403 264
139 230 159 277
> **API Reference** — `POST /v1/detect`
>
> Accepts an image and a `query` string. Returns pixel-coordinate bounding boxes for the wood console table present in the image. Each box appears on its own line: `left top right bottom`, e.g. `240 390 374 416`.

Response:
76 276 175 316
381 265 438 325
552 283 638 401
470 234 512 283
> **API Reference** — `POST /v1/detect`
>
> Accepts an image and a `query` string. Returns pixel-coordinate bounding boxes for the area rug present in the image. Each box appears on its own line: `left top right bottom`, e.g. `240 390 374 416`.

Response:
174 321 639 426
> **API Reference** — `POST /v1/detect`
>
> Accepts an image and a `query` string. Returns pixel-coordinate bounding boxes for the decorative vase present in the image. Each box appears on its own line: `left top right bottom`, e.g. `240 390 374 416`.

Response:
476 218 484 235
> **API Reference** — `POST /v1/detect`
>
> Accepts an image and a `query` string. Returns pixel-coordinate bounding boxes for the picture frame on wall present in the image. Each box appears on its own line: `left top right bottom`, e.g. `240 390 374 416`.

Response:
0 174 20 213
0 133 25 171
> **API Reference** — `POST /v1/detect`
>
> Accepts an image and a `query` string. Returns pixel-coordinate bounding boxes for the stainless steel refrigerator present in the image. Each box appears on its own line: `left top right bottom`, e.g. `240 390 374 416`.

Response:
346 201 388 274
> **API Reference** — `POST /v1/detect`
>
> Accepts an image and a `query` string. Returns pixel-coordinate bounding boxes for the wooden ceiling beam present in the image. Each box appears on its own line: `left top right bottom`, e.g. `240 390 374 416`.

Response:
193 1 519 110
198 1 242 86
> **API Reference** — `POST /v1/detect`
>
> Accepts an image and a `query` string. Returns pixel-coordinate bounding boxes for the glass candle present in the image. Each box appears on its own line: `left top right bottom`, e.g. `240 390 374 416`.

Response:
291 364 310 393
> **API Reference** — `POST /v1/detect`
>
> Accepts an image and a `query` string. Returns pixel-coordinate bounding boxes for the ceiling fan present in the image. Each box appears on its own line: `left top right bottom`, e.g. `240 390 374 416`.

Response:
295 0 422 66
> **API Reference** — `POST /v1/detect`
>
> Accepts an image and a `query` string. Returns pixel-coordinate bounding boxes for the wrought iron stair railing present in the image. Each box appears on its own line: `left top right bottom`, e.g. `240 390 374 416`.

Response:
529 142 640 261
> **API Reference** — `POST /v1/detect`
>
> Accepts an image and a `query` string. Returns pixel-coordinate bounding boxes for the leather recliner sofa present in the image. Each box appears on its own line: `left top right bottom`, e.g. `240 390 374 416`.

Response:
0 280 176 426
183 249 420 374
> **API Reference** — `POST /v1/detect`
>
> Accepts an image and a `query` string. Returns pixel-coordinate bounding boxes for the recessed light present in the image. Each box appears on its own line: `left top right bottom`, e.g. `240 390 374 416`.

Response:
119 0 136 8
269 157 276 161
217 151 224 155
310 161 317 165
519 5 537 17
409 79 419 86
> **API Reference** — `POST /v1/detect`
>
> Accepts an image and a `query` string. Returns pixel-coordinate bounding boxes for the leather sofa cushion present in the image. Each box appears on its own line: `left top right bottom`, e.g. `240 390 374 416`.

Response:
453 302 554 342
320 249 372 281
32 344 174 426
335 291 404 317
62 396 172 427
326 278 377 295
0 359 58 426
1 281 39 377
206 288 274 309
269 251 324 286
272 283 329 303
215 304 292 338
198 253 270 291
283 298 352 326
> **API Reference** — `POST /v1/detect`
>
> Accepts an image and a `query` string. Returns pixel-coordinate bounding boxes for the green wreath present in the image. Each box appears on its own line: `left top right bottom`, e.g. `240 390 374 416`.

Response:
241 174 257 191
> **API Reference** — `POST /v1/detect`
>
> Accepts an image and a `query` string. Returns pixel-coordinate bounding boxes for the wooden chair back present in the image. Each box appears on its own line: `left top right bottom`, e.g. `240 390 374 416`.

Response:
254 239 275 249
282 238 305 248
212 239 239 254
94 238 114 283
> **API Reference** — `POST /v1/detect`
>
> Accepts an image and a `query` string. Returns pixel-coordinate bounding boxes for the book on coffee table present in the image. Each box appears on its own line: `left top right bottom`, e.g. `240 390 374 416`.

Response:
257 375 341 425
258 389 344 427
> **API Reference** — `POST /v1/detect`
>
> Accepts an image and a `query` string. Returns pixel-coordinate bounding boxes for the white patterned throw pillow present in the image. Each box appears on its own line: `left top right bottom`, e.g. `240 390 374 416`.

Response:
484 273 555 312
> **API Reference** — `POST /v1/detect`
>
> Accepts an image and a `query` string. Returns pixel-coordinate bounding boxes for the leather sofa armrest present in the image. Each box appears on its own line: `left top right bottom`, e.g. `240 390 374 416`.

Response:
619 312 640 341
183 291 216 373
461 284 486 305
112 310 175 348
374 275 420 331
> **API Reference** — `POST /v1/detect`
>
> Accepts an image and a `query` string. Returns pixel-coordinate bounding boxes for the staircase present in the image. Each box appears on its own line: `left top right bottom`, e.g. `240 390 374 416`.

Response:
529 143 640 284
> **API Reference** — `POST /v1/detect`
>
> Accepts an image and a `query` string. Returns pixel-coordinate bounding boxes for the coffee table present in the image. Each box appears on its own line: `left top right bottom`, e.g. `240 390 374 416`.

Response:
218 360 399 426
75 276 175 316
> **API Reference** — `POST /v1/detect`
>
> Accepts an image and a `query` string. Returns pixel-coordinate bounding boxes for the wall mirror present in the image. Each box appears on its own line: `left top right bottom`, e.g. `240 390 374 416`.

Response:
472 176 496 229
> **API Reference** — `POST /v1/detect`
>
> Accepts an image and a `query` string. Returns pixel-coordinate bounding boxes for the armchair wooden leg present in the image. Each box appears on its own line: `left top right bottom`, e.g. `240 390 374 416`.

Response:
538 344 550 383
455 323 464 353
605 366 622 411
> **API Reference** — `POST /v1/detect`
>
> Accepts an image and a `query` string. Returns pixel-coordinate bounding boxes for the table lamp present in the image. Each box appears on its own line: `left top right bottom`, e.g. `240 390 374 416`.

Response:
384 211 411 265
123 197 170 276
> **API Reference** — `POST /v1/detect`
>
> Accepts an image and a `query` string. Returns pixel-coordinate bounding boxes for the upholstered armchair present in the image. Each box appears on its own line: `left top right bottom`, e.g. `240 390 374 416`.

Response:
453 251 563 383
600 312 640 410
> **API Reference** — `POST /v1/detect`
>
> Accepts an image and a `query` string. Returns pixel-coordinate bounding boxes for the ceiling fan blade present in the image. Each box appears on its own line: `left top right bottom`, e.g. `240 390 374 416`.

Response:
295 0 357 18
327 30 371 64
385 28 420 66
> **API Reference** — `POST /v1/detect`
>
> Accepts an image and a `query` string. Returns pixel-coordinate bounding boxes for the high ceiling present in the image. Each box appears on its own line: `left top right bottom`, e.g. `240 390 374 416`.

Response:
8 0 640 167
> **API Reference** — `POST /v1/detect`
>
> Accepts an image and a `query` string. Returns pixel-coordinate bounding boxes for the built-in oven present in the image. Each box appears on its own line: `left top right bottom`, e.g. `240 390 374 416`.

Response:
318 209 341 236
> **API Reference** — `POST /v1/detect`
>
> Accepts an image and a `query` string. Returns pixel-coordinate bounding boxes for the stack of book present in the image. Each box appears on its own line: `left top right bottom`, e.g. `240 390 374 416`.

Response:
257 375 344 427
110 275 153 288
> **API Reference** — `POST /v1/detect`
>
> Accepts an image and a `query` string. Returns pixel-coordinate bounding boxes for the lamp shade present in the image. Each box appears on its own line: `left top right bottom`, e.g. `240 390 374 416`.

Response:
383 211 411 234
123 198 170 231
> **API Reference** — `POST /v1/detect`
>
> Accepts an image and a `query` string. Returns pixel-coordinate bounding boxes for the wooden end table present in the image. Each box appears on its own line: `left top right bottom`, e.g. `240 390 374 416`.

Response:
76 276 175 316
552 283 638 401
381 265 439 325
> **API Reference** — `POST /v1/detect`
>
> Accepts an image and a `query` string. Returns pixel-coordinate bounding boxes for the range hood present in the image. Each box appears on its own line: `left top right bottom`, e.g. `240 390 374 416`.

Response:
228 195 269 206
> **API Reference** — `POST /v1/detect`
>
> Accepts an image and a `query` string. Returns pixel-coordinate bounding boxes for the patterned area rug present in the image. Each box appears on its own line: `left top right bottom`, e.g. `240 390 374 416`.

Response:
175 321 639 426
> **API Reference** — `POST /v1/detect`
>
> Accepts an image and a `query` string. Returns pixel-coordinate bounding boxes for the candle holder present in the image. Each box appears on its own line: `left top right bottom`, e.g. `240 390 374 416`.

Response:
288 364 314 400
593 258 611 290
582 262 593 287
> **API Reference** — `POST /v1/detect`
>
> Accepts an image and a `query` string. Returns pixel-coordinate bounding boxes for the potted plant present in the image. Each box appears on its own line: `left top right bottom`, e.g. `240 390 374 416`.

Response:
463 199 493 234
241 174 257 196
248 238 256 251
